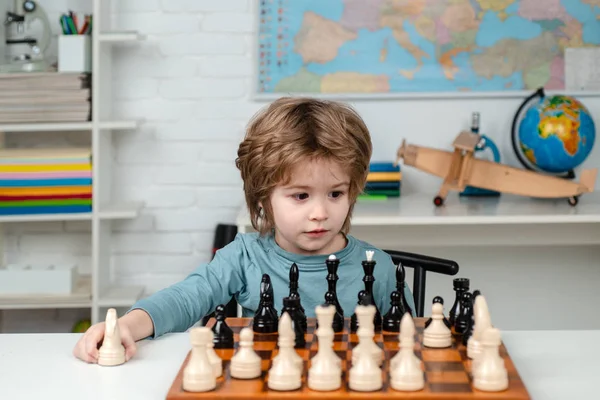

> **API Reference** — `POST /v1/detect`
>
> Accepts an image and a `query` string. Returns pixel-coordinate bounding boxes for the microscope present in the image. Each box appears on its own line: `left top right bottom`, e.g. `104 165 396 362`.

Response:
1 0 52 72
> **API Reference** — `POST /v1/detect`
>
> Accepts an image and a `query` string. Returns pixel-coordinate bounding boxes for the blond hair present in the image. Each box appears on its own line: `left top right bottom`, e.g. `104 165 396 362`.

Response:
235 97 372 235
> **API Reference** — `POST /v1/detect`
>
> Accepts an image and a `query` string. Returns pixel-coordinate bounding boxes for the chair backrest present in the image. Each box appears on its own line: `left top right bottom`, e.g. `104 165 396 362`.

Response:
383 250 459 317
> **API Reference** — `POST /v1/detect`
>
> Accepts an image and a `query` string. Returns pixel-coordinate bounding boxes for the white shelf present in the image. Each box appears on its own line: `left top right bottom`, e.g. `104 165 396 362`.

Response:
236 193 600 248
98 285 145 307
0 276 91 310
0 120 139 132
98 31 143 42
0 202 142 223
237 192 600 228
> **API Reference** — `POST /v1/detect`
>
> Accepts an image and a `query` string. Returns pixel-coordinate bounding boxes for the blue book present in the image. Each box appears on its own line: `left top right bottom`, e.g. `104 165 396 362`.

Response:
0 178 92 187
0 205 92 215
368 162 400 173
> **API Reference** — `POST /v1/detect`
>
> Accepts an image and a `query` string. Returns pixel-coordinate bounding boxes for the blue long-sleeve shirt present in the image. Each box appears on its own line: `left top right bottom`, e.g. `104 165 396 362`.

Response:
129 232 415 338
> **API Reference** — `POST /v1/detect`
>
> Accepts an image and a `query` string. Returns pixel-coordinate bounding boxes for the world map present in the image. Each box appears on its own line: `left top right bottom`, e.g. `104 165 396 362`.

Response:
256 0 600 95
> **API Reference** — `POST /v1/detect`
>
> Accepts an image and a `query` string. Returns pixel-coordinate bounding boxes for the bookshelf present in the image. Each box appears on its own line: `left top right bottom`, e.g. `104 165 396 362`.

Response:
0 0 145 325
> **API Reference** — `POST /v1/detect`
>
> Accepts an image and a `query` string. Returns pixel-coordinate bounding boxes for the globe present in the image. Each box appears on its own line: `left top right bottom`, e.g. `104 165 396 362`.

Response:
516 94 595 174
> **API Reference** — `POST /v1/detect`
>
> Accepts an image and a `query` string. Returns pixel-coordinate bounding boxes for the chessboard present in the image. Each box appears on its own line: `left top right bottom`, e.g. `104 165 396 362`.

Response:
166 317 530 399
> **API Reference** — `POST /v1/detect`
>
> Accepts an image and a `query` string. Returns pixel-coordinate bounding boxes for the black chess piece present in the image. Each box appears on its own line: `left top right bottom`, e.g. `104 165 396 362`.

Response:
324 291 344 332
382 291 403 332
462 292 476 345
325 256 344 319
281 296 307 333
260 273 276 314
425 296 451 329
361 255 382 331
288 263 305 314
449 277 469 326
395 262 413 316
253 290 278 333
211 304 234 348
454 291 472 335
292 316 306 348
350 290 370 332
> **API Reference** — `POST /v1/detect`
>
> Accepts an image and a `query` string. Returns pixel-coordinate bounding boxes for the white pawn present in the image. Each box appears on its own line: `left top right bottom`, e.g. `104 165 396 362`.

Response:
468 295 492 360
472 327 508 392
230 328 262 379
267 312 302 391
98 308 126 366
206 330 223 378
390 313 424 391
351 304 384 367
308 304 342 391
271 312 303 370
183 327 216 392
423 302 452 348
349 305 382 392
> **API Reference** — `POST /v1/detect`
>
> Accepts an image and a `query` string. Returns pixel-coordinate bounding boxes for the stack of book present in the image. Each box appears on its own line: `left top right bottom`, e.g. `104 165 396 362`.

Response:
0 148 92 215
0 72 91 123
360 162 401 200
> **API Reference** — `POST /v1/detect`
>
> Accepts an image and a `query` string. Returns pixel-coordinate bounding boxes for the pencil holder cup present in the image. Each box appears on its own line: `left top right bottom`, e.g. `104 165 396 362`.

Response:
58 35 91 72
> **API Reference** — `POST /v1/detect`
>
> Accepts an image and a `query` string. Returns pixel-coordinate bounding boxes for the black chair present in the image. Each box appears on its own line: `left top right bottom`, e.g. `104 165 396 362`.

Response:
383 249 459 317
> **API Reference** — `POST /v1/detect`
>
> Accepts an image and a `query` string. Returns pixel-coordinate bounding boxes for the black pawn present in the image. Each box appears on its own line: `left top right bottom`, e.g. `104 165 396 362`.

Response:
288 263 305 314
253 291 278 333
382 291 403 332
462 293 476 345
350 290 369 332
260 274 276 314
211 304 234 348
395 263 413 317
425 296 451 329
449 277 469 326
282 296 307 333
324 291 344 332
454 291 472 335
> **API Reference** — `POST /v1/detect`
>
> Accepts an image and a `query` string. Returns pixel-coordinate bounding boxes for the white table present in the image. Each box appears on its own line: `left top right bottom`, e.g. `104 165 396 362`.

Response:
0 331 597 399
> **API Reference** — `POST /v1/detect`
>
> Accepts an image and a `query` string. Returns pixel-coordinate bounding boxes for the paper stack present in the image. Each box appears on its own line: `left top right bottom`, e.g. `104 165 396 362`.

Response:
0 148 92 215
0 72 91 123
359 162 401 200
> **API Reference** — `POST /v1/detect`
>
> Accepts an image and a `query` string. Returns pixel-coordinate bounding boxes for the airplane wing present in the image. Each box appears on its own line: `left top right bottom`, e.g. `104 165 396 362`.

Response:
466 158 593 198
405 145 457 179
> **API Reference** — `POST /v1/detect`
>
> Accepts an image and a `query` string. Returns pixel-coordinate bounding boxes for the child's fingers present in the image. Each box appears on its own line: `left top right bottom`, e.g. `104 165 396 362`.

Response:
122 332 137 361
84 326 105 362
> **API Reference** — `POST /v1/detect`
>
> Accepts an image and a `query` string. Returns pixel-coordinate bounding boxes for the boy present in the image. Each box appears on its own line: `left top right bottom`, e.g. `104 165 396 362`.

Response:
73 97 415 363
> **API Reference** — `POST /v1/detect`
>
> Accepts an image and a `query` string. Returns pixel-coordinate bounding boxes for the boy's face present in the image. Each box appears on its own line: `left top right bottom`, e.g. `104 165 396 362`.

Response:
269 158 351 256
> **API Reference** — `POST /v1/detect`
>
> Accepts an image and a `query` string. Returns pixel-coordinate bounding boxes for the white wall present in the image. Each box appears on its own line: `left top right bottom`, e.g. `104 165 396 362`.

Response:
1 0 599 332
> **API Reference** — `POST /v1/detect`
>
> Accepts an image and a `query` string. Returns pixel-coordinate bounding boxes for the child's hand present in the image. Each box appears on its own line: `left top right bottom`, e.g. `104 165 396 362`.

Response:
72 320 137 363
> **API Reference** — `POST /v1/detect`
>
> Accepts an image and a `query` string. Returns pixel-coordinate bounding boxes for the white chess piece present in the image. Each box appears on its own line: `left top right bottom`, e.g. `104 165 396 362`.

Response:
423 302 452 348
98 308 126 366
271 312 303 370
390 312 424 391
183 327 217 392
230 328 262 379
351 304 384 367
390 312 420 371
472 327 508 392
308 304 342 391
206 330 223 378
468 295 492 360
349 305 382 392
267 312 302 391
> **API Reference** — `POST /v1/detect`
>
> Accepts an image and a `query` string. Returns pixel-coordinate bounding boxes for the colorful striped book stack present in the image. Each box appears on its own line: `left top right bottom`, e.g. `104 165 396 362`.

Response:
359 162 401 200
0 148 92 215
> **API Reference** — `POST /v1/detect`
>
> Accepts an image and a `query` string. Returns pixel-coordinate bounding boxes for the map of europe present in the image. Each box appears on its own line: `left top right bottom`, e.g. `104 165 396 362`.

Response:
256 0 600 95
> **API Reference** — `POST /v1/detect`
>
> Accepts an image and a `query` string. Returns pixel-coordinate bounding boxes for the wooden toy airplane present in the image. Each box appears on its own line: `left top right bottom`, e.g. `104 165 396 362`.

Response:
396 131 597 206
